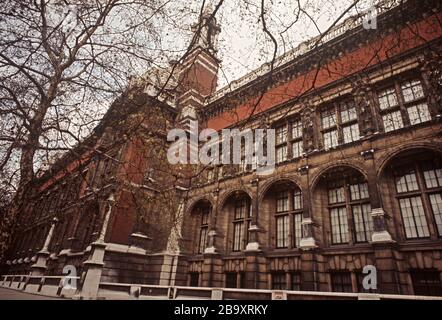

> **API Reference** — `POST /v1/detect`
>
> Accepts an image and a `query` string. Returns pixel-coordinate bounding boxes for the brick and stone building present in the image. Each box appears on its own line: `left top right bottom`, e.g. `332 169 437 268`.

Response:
1 0 442 298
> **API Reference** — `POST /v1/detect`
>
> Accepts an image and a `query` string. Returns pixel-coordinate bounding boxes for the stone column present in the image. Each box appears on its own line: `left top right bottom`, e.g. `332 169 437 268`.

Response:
360 148 398 293
201 189 222 287
243 178 263 289
245 178 260 252
30 217 58 276
360 149 395 243
300 251 318 291
201 252 222 288
297 164 319 291
372 243 400 294
204 188 220 254
159 194 187 286
298 165 318 250
78 193 114 299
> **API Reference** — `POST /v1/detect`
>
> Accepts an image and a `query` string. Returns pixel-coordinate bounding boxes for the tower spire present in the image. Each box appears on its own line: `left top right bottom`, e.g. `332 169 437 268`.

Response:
191 2 221 55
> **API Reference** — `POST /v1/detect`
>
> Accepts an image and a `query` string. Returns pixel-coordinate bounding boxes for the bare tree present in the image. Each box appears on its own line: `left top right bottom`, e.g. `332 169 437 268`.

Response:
0 0 199 260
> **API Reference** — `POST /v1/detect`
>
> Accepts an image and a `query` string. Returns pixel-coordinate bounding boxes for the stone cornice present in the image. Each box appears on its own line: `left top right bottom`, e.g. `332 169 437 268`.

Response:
201 0 440 121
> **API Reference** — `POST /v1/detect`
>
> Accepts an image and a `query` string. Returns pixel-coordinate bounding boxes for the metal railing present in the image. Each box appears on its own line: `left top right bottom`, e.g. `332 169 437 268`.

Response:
2 274 442 300
0 274 79 298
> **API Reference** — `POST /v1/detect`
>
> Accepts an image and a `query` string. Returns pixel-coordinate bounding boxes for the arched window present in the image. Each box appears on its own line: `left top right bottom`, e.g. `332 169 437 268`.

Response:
232 197 251 252
316 167 373 245
275 187 303 248
263 181 303 249
392 157 442 239
198 206 210 253
188 200 212 254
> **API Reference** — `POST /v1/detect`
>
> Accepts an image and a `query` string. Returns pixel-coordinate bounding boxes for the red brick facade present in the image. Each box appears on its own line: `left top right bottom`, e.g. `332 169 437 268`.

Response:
2 0 442 297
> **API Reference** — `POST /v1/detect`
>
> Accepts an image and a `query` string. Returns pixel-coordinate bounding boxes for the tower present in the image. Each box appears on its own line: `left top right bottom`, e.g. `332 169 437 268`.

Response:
177 3 221 124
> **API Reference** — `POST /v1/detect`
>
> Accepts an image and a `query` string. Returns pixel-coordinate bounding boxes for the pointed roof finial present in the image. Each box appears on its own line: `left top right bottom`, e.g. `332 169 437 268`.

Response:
190 0 221 54
202 1 214 18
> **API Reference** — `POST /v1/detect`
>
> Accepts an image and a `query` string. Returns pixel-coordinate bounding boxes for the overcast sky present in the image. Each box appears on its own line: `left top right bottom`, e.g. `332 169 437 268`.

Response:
155 0 377 88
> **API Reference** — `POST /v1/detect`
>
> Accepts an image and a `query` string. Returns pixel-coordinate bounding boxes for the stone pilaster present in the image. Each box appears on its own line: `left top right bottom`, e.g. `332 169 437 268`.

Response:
204 188 220 254
372 243 400 294
30 217 58 276
201 252 222 288
298 165 318 250
245 178 261 252
78 193 114 299
244 251 260 289
360 146 394 244
300 251 318 291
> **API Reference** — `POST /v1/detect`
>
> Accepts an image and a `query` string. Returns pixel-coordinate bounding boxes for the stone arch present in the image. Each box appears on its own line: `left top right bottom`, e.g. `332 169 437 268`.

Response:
218 188 253 210
186 196 214 216
258 175 302 203
217 189 253 253
259 177 305 250
376 142 442 179
310 164 370 247
376 144 442 243
310 161 368 193
181 197 213 255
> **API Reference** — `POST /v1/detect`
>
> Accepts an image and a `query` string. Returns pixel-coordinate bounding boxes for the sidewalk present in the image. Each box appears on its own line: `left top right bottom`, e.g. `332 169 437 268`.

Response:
0 287 63 300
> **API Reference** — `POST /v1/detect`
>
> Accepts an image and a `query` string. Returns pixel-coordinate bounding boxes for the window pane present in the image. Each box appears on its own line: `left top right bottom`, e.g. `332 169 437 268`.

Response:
329 187 345 204
399 197 430 239
383 111 404 132
340 101 357 123
330 207 349 244
276 125 287 144
429 193 442 236
350 182 369 201
225 273 237 288
291 120 303 139
424 168 442 189
272 272 286 290
321 109 337 129
395 169 419 193
294 213 303 247
292 140 303 159
233 222 245 251
401 80 425 103
324 130 338 149
189 273 199 287
235 200 246 219
276 191 289 212
331 272 353 293
410 270 442 296
291 273 302 291
407 103 431 125
343 123 360 144
201 209 210 225
276 145 287 163
198 227 208 253
276 215 289 248
353 203 373 242
293 190 303 210
378 88 398 110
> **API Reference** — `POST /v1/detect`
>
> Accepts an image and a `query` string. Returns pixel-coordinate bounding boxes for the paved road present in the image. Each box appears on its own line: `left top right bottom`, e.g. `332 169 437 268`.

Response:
0 287 63 300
